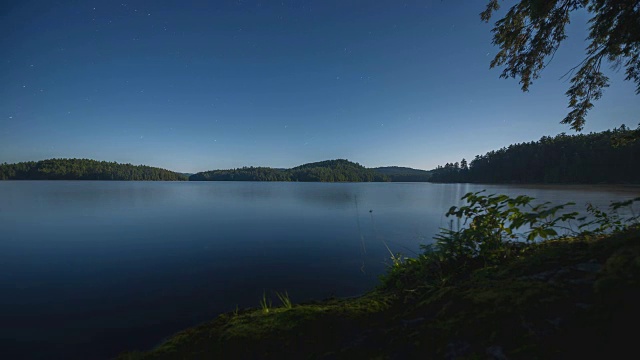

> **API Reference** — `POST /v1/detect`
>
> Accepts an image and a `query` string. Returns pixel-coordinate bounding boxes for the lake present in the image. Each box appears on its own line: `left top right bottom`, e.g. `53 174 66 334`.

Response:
1 181 638 359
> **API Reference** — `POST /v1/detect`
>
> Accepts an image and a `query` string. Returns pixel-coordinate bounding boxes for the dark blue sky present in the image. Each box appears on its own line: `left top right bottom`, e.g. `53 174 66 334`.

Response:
1 1 638 172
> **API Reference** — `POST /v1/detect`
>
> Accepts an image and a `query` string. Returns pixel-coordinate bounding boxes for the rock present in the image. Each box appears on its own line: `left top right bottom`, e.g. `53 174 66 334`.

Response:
566 278 596 285
401 317 425 327
445 340 470 359
573 262 602 273
575 302 592 310
486 345 508 360
546 317 563 329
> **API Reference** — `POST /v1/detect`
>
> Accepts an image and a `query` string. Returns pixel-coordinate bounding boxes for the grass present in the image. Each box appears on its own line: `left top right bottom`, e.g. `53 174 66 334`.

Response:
275 291 292 309
259 291 272 314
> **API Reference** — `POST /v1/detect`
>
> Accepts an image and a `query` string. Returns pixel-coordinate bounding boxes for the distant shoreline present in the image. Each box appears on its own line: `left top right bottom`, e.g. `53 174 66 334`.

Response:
2 180 639 195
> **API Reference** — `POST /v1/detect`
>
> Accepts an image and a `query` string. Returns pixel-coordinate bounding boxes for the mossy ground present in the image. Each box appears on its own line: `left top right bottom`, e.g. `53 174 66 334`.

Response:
119 227 640 359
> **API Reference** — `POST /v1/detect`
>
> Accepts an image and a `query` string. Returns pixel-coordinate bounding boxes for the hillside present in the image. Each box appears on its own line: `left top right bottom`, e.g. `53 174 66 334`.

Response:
190 159 389 182
0 159 188 181
289 159 388 182
189 167 290 181
373 166 432 182
429 125 640 184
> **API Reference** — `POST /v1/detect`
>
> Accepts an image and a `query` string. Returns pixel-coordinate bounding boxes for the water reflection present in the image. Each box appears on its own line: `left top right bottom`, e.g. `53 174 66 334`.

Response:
0 181 637 359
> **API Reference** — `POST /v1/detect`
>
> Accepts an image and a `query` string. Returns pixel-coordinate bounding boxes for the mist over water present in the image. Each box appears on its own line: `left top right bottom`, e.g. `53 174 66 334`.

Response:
0 181 637 359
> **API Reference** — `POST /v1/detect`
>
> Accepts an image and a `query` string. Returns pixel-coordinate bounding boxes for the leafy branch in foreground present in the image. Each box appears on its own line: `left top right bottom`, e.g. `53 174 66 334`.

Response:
432 191 577 263
578 196 640 234
481 0 640 131
381 191 640 292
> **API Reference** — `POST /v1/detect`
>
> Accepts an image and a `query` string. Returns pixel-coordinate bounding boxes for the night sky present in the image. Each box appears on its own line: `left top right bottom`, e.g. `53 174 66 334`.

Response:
1 1 638 173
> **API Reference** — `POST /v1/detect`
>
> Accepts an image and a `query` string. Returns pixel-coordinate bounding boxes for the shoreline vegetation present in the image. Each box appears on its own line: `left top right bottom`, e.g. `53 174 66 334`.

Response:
429 126 640 184
0 159 188 181
0 158 429 182
2 127 638 184
189 159 390 182
118 193 640 359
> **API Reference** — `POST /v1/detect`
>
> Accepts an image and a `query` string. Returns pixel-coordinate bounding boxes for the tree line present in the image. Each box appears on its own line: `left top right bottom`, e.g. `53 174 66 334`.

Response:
190 159 389 182
429 126 640 184
0 159 188 181
373 166 432 182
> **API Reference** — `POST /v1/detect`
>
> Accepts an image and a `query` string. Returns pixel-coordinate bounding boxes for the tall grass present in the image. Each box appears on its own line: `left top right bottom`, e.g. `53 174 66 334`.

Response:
259 291 272 314
275 291 292 309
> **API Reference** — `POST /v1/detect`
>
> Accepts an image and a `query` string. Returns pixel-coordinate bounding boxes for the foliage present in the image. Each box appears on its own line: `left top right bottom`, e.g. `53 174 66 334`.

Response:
481 0 640 131
381 191 638 292
190 159 389 182
578 196 640 233
430 125 640 183
423 192 577 272
0 158 187 181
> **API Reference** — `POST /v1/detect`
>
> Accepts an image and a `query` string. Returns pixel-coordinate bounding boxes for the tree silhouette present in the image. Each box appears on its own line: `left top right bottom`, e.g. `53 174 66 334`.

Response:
482 0 639 131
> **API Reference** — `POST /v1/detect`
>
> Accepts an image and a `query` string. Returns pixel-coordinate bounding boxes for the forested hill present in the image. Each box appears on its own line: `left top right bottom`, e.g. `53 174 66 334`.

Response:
189 167 291 181
373 166 432 182
0 159 188 181
289 159 388 182
189 159 389 182
429 126 640 184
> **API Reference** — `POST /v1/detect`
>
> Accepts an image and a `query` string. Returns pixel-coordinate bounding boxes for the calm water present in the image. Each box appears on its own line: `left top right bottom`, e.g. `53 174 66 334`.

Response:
1 181 638 359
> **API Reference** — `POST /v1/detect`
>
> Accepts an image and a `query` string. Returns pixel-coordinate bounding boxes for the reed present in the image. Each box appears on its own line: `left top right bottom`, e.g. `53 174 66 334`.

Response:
275 291 292 309
259 291 272 314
